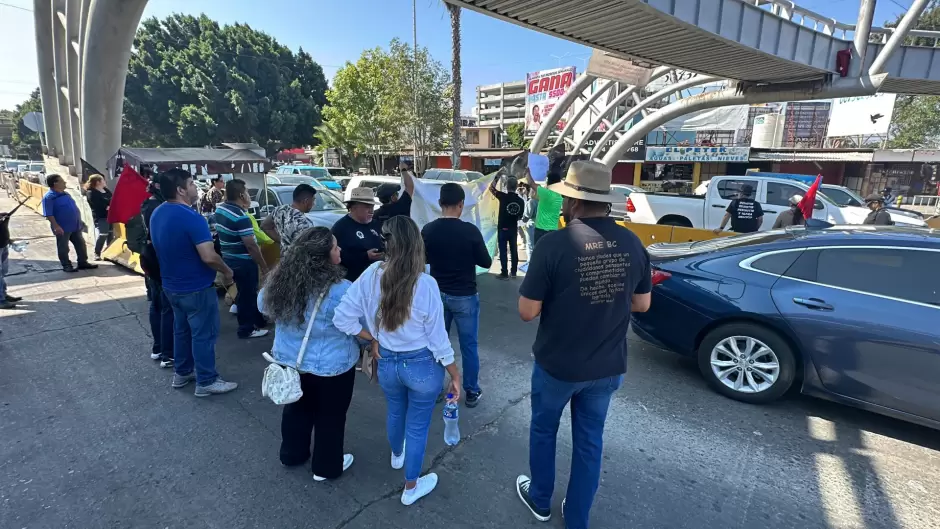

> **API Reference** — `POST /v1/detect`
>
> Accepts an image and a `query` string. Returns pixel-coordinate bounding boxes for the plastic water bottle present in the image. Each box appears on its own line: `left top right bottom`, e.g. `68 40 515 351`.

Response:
10 240 27 253
443 395 460 446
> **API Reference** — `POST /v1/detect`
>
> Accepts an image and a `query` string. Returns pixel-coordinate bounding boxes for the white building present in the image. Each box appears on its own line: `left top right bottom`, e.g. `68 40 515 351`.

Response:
476 81 526 129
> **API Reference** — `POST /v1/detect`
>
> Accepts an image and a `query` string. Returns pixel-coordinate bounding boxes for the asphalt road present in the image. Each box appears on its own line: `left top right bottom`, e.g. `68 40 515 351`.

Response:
1 195 938 529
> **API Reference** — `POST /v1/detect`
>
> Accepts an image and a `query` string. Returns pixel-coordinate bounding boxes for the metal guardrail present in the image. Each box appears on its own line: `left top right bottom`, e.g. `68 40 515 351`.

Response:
745 0 940 46
912 195 940 207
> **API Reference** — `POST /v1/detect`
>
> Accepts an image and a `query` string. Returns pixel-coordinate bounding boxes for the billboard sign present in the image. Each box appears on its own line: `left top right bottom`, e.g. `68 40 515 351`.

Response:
646 146 750 163
584 132 645 160
525 66 577 135
826 93 896 137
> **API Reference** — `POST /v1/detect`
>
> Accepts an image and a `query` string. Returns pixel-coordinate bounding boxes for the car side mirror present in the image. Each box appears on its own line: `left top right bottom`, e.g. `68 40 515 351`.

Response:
814 200 824 210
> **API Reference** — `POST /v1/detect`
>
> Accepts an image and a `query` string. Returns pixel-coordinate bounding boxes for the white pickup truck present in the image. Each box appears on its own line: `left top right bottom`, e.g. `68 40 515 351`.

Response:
627 175 927 229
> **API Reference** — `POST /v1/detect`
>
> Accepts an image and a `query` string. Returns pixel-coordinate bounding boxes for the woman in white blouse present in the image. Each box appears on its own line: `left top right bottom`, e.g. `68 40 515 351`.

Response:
334 215 461 506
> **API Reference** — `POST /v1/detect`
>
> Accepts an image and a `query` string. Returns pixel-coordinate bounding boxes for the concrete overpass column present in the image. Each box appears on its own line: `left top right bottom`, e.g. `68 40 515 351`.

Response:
81 0 149 177
66 0 84 175
51 0 73 168
33 0 62 158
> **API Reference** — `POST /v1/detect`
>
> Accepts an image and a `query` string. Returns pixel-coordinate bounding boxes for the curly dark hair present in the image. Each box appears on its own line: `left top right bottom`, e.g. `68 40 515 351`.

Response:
261 226 345 325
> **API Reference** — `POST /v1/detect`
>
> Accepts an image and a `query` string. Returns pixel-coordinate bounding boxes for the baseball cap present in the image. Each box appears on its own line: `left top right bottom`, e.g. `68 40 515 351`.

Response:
376 183 401 203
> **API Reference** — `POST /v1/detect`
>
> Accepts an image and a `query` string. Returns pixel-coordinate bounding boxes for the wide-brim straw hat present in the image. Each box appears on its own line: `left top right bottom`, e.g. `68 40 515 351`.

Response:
547 160 619 203
346 186 376 205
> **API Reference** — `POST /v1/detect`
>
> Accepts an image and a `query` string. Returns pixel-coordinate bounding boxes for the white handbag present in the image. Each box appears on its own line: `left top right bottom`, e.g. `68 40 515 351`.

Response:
261 292 326 405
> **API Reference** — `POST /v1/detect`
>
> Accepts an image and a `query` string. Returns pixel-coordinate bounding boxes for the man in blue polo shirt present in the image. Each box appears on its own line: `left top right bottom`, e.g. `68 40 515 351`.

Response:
214 178 269 339
42 174 97 273
151 169 237 398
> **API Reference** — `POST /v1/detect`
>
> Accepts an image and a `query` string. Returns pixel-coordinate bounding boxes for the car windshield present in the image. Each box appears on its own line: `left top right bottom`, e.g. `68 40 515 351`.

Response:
327 168 348 177
28 163 44 172
298 168 333 181
821 187 863 207
275 187 344 211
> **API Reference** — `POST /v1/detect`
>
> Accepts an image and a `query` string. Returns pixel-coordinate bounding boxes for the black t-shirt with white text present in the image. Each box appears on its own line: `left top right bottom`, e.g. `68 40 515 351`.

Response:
331 214 383 281
491 189 525 230
519 217 652 382
726 198 763 233
375 192 412 228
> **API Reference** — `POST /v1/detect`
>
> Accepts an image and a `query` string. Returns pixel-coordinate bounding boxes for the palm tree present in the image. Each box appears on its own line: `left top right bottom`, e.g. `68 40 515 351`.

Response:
448 2 462 170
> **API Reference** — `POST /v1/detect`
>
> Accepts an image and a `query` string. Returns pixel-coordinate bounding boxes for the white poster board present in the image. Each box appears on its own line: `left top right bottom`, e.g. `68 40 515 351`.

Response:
826 93 896 137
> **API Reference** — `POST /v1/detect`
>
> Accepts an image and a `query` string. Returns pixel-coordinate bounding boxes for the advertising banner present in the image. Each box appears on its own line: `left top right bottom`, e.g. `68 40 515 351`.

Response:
525 66 577 135
583 132 645 160
826 93 897 137
646 146 750 163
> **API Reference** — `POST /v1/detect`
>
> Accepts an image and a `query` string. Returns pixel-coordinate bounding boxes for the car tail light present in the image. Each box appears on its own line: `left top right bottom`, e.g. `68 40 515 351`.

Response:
626 197 636 213
651 269 671 286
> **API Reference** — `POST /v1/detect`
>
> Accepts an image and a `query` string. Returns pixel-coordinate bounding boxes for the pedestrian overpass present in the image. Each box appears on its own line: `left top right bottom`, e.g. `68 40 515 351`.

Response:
31 0 940 176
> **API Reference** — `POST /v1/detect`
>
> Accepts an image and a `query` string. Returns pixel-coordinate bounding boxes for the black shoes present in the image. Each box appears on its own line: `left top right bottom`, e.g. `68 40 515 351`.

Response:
465 390 483 408
77 262 98 270
5 295 22 303
498 272 509 280
516 475 551 522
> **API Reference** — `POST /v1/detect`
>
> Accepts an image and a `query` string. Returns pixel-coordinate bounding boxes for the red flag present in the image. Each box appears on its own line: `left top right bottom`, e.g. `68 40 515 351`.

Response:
107 164 151 224
798 175 822 222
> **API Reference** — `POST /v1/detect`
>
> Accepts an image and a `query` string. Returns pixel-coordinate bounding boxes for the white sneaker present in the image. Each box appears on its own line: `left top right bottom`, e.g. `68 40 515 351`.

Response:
229 304 238 314
401 473 438 506
247 329 269 338
314 453 354 482
150 352 160 360
391 442 405 470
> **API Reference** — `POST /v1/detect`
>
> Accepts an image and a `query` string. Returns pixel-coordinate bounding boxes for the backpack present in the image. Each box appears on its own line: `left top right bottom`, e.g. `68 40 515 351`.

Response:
124 214 148 254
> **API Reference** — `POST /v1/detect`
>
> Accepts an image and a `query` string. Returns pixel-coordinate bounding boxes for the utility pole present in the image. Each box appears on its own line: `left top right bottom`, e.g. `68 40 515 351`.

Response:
412 0 419 171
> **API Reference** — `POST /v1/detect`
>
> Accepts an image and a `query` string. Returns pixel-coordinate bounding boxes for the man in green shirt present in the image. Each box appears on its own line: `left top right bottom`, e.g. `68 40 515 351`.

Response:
524 168 563 245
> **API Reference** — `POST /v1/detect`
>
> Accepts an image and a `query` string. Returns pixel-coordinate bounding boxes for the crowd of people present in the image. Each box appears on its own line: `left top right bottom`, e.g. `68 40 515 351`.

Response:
116 157 651 527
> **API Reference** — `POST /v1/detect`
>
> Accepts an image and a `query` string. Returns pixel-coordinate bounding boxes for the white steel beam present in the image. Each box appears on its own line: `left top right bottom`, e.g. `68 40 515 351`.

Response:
528 73 596 154
850 0 876 78
601 75 887 167
550 79 616 149
51 0 73 167
869 0 930 76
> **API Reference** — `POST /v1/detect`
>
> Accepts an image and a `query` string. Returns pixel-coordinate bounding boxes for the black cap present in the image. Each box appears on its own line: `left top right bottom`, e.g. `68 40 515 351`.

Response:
376 183 401 204
864 193 884 203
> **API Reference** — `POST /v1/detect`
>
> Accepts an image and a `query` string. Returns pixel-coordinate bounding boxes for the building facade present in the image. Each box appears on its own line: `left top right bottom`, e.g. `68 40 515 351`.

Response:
476 81 526 129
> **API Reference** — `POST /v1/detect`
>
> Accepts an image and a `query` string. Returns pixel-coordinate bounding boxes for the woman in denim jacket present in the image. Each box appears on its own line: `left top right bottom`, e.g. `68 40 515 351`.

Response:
258 226 359 482
334 216 462 506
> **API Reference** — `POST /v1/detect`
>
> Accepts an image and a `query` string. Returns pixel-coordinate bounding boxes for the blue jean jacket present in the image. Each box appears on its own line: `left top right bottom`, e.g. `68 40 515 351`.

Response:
258 281 360 377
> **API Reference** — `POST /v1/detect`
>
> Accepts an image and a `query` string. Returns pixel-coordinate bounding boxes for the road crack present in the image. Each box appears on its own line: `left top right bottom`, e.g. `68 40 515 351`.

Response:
0 312 137 342
332 389 532 529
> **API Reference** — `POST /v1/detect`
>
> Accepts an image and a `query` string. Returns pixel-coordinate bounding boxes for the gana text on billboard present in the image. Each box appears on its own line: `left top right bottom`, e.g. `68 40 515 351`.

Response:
525 66 577 135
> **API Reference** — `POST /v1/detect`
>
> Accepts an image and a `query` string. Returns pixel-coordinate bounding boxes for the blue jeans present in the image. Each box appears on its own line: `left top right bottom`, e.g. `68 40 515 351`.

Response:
442 293 481 394
529 363 623 529
148 278 175 362
0 246 8 297
378 347 445 482
226 258 263 338
165 286 220 386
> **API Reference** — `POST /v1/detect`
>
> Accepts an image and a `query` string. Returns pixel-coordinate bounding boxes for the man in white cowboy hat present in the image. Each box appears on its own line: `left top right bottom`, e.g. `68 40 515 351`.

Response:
514 160 652 529
331 187 384 281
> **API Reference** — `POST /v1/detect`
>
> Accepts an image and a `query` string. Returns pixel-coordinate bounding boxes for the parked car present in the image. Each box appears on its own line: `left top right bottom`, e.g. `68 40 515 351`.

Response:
631 175 927 229
274 165 342 190
266 173 328 190
324 167 352 189
820 184 925 220
248 184 346 227
343 175 401 205
422 168 485 183
609 184 643 221
631 226 940 428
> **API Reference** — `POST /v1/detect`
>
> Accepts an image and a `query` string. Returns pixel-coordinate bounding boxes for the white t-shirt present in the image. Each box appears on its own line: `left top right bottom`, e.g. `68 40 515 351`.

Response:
332 262 455 366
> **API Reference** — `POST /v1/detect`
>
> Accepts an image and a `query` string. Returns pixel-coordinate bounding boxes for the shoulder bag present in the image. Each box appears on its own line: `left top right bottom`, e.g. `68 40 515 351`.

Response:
261 291 326 405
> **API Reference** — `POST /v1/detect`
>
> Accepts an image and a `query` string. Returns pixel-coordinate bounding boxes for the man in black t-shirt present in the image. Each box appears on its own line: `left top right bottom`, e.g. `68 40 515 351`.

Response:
374 162 415 228
422 183 493 408
488 171 525 279
714 184 763 234
332 187 384 281
514 160 652 528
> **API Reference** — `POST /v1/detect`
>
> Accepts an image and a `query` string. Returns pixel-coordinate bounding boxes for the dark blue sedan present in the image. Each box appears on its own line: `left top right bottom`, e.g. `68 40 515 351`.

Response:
631 226 940 429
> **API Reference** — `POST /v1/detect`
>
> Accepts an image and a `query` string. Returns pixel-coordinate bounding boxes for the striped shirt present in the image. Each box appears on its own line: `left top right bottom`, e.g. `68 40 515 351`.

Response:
214 202 254 260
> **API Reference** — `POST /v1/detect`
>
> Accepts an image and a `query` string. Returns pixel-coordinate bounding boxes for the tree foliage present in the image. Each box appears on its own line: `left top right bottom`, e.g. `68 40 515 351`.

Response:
505 123 529 149
886 1 940 148
123 14 327 153
322 38 451 173
4 89 43 158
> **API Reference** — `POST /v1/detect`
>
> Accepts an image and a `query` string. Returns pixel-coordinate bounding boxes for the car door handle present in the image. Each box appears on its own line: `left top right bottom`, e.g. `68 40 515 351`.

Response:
792 297 834 311
765 209 778 213
711 204 725 208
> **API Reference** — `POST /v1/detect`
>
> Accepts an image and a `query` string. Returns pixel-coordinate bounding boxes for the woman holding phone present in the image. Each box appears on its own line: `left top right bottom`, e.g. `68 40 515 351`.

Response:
333 215 461 506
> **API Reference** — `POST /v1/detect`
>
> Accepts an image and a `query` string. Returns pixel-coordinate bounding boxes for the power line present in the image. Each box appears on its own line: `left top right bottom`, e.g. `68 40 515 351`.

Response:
0 2 31 12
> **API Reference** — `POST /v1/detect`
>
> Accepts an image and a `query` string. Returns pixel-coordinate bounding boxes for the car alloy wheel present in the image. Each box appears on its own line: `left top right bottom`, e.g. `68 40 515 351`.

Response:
709 336 780 394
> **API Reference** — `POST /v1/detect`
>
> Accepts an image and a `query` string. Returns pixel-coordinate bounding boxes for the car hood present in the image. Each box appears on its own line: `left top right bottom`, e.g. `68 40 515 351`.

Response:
305 209 346 227
840 206 927 227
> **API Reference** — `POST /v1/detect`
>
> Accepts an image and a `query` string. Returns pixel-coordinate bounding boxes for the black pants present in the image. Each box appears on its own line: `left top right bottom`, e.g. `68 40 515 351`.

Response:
227 258 265 338
55 230 89 268
280 367 356 478
533 228 551 246
498 228 518 275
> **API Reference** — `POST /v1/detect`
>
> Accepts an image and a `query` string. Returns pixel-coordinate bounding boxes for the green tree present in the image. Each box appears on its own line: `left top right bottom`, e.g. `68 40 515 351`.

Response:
8 89 43 158
505 123 529 149
885 1 940 148
123 14 327 153
322 39 451 173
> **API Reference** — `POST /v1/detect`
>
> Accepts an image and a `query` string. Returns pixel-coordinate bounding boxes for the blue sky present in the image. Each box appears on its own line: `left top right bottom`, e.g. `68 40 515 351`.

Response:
0 0 917 113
